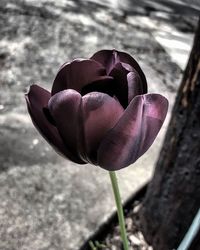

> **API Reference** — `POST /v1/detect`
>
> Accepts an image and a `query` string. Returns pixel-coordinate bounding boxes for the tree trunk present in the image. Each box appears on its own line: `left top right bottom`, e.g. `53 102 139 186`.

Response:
140 18 200 250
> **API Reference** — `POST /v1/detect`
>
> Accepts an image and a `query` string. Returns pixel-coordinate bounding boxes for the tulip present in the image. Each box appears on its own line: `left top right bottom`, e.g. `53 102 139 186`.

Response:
26 49 168 250
25 49 168 171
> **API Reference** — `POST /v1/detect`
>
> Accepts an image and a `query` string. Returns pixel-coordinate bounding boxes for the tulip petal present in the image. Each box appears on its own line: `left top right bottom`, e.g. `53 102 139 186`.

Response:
97 94 168 170
81 92 124 164
51 59 107 95
109 62 145 108
91 49 147 92
81 76 115 97
48 89 86 162
25 85 85 164
127 70 145 102
109 62 129 108
91 49 120 74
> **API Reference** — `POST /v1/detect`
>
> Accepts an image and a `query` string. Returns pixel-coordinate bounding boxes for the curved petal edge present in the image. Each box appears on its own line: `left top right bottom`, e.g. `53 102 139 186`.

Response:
25 84 86 164
97 93 168 171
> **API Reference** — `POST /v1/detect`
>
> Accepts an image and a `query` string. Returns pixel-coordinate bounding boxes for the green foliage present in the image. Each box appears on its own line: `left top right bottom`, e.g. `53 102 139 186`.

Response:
89 240 106 249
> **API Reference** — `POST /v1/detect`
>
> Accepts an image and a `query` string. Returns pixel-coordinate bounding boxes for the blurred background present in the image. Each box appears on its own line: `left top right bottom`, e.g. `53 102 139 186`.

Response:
0 0 199 249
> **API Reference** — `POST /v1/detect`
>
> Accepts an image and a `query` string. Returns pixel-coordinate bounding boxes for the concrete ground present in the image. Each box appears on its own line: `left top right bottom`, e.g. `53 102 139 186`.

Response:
0 1 198 249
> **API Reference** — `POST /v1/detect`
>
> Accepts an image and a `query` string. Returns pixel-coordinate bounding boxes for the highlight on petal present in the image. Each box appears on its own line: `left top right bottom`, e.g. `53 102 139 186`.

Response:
97 94 168 170
48 89 86 162
91 49 120 74
51 59 107 96
127 70 145 102
90 49 147 92
25 85 85 164
81 92 124 164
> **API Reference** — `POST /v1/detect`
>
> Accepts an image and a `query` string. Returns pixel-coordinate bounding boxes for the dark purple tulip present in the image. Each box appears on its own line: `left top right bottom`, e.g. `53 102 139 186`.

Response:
25 49 168 171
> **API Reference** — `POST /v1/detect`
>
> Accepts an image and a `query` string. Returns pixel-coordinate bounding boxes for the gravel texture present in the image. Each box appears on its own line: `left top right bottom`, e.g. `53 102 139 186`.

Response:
81 186 152 250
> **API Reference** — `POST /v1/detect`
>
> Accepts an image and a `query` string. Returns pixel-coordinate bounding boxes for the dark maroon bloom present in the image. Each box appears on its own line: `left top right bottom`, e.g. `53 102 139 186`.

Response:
25 49 168 170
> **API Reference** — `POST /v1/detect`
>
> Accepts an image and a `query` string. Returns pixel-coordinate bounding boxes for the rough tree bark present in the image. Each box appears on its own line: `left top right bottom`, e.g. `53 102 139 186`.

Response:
140 18 200 250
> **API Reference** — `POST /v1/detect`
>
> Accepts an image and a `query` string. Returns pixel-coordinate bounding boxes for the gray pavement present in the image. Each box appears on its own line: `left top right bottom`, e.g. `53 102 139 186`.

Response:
0 1 197 249
88 0 200 15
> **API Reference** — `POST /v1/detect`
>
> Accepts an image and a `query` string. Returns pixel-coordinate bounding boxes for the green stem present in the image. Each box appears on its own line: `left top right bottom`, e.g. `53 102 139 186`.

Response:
109 171 129 250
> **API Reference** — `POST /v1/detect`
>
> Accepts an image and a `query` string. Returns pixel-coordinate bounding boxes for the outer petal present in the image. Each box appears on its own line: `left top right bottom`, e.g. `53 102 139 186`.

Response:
81 92 124 164
90 49 147 92
25 85 85 164
51 59 107 95
48 89 86 162
97 94 168 170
